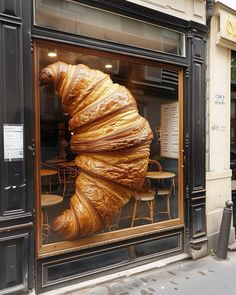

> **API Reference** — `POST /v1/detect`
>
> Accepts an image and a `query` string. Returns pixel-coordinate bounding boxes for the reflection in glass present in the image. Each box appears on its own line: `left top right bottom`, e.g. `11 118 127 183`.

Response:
35 0 185 56
38 44 180 245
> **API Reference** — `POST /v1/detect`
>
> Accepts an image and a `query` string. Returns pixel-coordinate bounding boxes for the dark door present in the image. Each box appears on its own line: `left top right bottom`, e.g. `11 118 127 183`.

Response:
0 1 34 294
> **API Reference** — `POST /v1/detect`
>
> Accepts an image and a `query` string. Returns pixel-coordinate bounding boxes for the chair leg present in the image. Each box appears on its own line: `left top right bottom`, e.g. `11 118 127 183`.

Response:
157 194 172 219
149 200 154 223
131 199 155 226
62 170 67 197
107 210 121 231
166 194 171 219
131 199 139 227
120 199 133 221
49 176 51 192
42 208 51 242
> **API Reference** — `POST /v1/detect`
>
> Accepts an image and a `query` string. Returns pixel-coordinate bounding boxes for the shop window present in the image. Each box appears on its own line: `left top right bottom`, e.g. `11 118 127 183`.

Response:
34 0 185 57
35 41 183 255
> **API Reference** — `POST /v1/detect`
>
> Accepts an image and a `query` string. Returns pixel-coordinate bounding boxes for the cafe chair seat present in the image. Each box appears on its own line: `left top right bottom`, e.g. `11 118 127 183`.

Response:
106 210 121 231
131 179 155 227
148 159 172 219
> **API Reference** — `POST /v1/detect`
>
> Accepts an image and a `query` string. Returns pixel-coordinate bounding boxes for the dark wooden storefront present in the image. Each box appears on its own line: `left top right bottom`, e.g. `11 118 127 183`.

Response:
0 0 207 294
0 0 34 294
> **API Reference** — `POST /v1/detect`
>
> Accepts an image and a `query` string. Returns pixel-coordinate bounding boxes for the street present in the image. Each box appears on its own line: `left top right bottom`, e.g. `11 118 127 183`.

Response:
65 250 236 295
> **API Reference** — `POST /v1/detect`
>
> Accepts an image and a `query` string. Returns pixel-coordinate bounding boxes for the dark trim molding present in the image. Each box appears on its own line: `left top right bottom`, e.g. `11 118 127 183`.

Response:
0 0 34 293
31 28 189 67
184 25 207 242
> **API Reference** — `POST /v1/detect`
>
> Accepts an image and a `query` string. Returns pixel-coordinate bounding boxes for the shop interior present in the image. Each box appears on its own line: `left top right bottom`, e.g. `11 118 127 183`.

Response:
38 44 180 245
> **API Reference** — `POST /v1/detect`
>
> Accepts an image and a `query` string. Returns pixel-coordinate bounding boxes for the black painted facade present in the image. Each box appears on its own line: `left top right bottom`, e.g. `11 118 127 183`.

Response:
0 0 34 294
0 0 207 293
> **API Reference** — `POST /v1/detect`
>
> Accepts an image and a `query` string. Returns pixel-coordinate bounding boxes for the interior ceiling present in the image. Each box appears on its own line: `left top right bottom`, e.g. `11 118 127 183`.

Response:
39 47 178 93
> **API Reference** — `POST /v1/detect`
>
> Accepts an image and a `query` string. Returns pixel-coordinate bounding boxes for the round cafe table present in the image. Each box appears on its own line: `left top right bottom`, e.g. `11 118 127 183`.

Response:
40 169 58 192
146 171 176 219
45 158 67 164
41 194 63 208
57 161 76 168
40 169 58 177
146 171 175 180
41 194 63 242
146 171 176 195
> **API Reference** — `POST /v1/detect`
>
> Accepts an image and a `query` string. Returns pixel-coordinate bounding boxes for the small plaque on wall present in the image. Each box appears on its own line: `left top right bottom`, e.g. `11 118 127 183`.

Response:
3 124 24 161
160 102 179 159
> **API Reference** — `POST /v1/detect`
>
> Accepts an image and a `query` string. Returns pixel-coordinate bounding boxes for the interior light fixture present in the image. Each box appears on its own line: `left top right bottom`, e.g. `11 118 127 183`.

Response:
48 51 57 57
105 64 112 69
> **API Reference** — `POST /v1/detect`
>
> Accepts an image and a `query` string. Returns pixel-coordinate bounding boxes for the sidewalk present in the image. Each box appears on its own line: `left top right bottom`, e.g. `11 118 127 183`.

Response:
41 249 236 295
63 250 236 295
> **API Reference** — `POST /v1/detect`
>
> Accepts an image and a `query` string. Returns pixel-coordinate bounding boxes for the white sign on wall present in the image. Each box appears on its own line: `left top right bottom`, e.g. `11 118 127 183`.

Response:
4 124 24 161
160 102 179 159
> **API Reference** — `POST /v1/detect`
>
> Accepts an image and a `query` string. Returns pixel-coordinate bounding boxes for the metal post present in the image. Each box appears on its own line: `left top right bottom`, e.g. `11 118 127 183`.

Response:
216 200 233 259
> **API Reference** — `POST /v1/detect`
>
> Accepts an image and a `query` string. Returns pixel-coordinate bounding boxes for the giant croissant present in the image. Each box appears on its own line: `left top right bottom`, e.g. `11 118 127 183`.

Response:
40 61 153 240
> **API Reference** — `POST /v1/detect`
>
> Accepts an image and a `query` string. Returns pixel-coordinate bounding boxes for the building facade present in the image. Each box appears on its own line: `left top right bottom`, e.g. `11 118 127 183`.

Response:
0 0 208 294
206 1 236 250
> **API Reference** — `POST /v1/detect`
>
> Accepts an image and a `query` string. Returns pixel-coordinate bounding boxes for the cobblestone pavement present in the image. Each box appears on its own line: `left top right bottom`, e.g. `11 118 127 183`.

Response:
65 250 236 295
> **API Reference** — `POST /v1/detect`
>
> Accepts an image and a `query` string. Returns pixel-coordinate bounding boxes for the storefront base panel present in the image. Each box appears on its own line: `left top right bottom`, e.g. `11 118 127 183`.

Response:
38 253 189 295
0 228 31 295
36 228 184 293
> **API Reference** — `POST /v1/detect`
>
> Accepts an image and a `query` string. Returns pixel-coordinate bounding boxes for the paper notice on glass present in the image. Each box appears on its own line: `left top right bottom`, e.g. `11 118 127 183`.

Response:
4 124 24 161
160 102 179 159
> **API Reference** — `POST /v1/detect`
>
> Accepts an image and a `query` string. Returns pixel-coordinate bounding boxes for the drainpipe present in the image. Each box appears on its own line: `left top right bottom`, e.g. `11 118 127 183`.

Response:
206 0 214 29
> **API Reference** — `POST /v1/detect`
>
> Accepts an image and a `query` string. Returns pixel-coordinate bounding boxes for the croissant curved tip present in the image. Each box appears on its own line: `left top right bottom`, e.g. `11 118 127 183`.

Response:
39 69 53 86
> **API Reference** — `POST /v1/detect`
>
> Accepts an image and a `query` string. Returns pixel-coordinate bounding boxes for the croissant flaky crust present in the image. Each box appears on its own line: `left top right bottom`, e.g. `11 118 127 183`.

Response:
40 61 153 240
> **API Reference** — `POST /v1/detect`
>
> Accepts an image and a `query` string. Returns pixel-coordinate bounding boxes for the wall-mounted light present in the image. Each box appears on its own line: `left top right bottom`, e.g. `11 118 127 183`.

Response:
105 64 112 69
48 51 57 57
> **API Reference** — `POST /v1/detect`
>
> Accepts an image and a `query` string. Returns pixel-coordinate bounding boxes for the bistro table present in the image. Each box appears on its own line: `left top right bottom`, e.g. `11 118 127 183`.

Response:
45 157 67 165
57 160 77 168
146 171 175 219
146 171 175 194
146 171 175 180
41 194 63 241
40 169 58 177
40 169 58 192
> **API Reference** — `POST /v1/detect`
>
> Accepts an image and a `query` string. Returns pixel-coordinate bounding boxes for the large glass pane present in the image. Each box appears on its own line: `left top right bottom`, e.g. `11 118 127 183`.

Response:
37 43 181 246
34 0 185 56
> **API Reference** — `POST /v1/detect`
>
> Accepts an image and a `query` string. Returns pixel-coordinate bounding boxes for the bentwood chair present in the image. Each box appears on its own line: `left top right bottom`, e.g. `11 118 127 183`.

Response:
40 162 59 193
56 161 79 197
131 178 155 227
106 210 122 231
148 159 172 219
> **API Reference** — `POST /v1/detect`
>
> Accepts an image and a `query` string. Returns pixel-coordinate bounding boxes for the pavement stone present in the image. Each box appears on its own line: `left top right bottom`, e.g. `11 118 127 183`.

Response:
65 250 236 295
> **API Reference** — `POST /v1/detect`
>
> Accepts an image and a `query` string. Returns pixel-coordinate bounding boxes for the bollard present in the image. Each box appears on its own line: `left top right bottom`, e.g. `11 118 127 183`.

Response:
216 200 233 259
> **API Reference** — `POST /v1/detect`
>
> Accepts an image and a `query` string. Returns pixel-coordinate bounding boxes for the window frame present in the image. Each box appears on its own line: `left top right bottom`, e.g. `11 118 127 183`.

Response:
34 39 184 258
